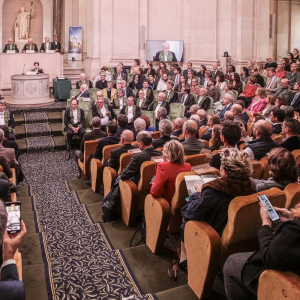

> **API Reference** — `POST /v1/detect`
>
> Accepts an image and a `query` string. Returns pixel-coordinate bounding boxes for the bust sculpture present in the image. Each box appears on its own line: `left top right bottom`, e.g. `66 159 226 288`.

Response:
14 3 33 40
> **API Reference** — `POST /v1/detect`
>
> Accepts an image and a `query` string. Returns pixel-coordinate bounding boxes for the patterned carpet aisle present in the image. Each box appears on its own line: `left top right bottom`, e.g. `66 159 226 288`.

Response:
19 151 156 300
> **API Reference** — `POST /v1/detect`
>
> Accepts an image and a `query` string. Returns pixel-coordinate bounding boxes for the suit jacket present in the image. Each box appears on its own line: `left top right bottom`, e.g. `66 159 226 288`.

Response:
108 144 136 172
207 87 221 103
92 104 113 120
281 136 300 152
0 156 12 178
95 80 107 90
265 76 281 93
0 264 25 300
164 89 178 104
138 88 154 102
116 126 128 138
272 123 282 134
182 137 207 155
264 62 278 69
121 146 162 184
155 116 169 131
172 129 182 138
40 42 55 51
94 136 120 161
102 88 117 101
135 98 150 110
54 41 61 52
2 109 15 130
0 178 11 202
183 69 197 77
219 103 233 121
211 70 223 79
22 43 38 52
64 107 85 128
289 92 300 112
113 72 127 81
149 100 170 115
79 129 107 161
177 94 195 116
199 118 208 127
75 90 89 100
285 71 300 88
3 140 19 159
0 146 17 168
76 80 93 89
31 68 43 74
123 87 133 98
152 136 173 149
201 129 212 141
171 74 181 88
3 44 19 53
255 74 265 87
144 68 156 77
120 105 141 123
112 97 127 109
154 51 177 62
196 96 211 112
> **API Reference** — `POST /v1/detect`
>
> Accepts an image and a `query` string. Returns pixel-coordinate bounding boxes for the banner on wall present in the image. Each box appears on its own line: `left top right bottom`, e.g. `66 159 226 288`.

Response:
68 26 82 61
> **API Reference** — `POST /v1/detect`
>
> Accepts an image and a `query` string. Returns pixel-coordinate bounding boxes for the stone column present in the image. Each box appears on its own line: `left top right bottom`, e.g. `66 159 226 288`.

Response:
53 0 62 41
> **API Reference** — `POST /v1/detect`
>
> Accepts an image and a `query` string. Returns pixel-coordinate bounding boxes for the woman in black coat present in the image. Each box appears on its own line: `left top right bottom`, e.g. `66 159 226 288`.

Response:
223 202 300 300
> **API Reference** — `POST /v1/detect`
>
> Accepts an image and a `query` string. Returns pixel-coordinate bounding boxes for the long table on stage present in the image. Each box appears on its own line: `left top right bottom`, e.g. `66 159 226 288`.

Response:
0 53 63 91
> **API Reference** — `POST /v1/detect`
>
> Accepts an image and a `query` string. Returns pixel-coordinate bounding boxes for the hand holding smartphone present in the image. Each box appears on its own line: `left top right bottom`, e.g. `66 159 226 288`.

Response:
5 201 21 234
257 194 280 222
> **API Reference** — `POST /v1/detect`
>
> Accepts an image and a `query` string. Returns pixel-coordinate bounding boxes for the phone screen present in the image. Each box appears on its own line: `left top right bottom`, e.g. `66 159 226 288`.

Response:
6 202 21 234
257 194 280 222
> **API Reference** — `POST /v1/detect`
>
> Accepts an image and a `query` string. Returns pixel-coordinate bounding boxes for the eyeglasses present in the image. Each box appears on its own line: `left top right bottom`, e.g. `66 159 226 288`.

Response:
252 124 259 131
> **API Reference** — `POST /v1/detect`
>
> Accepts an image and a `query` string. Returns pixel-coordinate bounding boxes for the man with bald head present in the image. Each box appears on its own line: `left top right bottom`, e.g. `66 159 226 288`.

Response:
40 36 55 52
22 38 38 52
182 120 206 155
3 38 19 53
76 73 93 89
224 111 234 121
108 130 136 172
72 84 89 100
242 119 281 160
264 56 277 69
172 118 184 138
231 103 246 127
274 79 293 101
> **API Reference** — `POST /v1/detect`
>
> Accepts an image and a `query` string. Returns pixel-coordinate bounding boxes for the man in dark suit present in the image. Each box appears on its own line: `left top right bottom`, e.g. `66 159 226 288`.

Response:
108 130 135 172
121 80 133 98
3 38 19 53
177 85 195 118
0 100 15 140
149 92 170 115
76 73 93 89
183 62 197 77
197 109 208 127
95 73 108 90
0 201 26 299
211 63 223 79
31 62 43 74
281 119 300 152
155 107 169 131
264 56 278 69
120 97 141 131
0 178 11 202
53 37 61 52
154 42 177 62
164 80 178 103
0 129 18 168
93 121 120 161
72 84 90 100
138 81 154 103
182 120 206 155
153 119 174 149
218 93 234 121
92 98 114 130
171 67 182 91
40 36 55 52
195 87 211 112
64 99 86 160
113 67 127 81
251 68 265 87
116 114 129 137
269 108 284 134
285 63 300 89
289 81 300 112
22 38 38 52
171 118 184 138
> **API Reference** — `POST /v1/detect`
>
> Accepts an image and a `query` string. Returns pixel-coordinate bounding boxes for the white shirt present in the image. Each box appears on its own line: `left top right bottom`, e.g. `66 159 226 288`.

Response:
72 109 78 124
0 112 5 125
182 94 188 105
127 106 134 121
10 45 12 50
197 96 204 105
155 102 162 117
143 88 148 96
164 53 168 61
139 98 145 107
100 106 109 125
119 98 124 109
46 42 49 50
174 75 180 86
157 79 168 91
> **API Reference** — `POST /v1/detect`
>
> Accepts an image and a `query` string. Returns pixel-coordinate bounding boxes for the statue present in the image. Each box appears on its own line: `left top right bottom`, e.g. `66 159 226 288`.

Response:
14 2 33 40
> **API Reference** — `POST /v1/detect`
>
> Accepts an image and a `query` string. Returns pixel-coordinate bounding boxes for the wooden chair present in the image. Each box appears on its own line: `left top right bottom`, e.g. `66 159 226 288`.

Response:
292 149 300 164
152 131 160 140
250 160 263 179
258 270 300 300
10 168 16 185
185 154 208 167
14 251 22 281
260 156 270 180
77 140 99 176
145 168 221 254
240 143 246 150
90 144 121 192
203 140 209 148
208 138 213 147
272 135 285 144
198 127 209 137
184 188 286 298
119 161 156 226
284 182 300 209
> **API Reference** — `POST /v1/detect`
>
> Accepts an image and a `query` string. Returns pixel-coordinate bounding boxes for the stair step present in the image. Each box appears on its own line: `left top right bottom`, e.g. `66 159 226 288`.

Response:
15 122 63 139
15 112 63 126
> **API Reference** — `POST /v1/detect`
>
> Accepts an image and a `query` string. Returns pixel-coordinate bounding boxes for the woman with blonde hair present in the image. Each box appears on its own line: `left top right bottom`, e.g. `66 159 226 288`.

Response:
150 140 191 205
247 87 267 113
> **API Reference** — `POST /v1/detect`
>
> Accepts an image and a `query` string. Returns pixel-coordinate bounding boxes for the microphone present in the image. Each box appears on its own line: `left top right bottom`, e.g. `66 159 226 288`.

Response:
22 64 26 75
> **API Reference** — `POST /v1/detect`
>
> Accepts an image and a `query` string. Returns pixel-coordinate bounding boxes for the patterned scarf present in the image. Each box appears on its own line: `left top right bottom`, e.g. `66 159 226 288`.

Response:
25 43 36 50
114 97 127 109
70 108 81 124
96 104 111 119
158 51 173 62
6 44 16 50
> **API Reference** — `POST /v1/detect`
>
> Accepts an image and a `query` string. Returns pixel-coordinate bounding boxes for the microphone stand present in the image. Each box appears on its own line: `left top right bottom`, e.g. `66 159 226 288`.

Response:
22 64 26 75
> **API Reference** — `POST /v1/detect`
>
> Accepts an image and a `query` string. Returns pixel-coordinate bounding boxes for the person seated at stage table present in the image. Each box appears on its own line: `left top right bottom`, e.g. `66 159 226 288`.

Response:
3 38 19 53
76 73 93 89
120 96 141 130
22 38 38 52
95 72 107 90
102 81 117 102
0 100 15 140
112 89 127 109
53 37 61 52
71 84 89 101
31 62 43 74
150 139 191 205
92 98 114 131
64 99 86 161
40 36 55 52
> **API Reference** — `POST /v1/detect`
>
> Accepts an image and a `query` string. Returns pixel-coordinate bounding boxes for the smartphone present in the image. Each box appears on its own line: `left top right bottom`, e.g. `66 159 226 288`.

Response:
257 194 280 222
5 201 21 234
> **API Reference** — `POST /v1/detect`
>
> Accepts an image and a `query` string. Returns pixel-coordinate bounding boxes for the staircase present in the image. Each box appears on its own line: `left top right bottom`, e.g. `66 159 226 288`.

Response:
63 67 85 89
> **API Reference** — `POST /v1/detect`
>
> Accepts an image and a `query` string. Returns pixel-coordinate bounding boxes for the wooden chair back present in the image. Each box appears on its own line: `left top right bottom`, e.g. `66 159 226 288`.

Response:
208 138 213 147
240 143 246 150
102 144 121 163
185 154 207 167
292 149 300 164
272 135 285 144
250 160 263 179
131 141 138 146
103 167 118 197
81 140 99 175
284 182 300 209
118 152 134 173
198 127 209 137
260 156 270 180
202 140 209 148
152 131 160 139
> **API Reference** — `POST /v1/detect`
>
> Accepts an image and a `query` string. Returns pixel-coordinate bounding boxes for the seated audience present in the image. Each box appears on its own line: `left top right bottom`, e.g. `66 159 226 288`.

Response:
231 104 246 127
258 94 276 117
208 124 223 151
251 67 265 87
155 107 168 131
216 73 226 92
116 114 129 138
195 87 211 112
150 92 170 117
242 119 281 160
187 104 200 117
197 109 208 127
280 105 295 120
281 118 300 151
211 63 223 79
247 87 267 113
269 107 285 134
219 93 234 121
144 62 156 77
157 72 169 91
150 140 191 204
197 65 206 86
190 77 201 96
113 66 127 81
169 64 179 77
0 125 19 159
252 147 298 192
238 76 258 107
187 70 195 86
101 66 112 81
224 111 234 121
102 81 117 102
95 72 108 90
130 59 141 74
171 67 181 91
164 80 178 103
112 89 127 109
135 90 149 110
210 121 241 170
177 75 188 92
178 85 195 118
235 100 250 123
183 62 196 76
139 80 154 104
76 73 93 89
133 118 146 140
225 64 235 81
72 84 89 100
265 67 281 94
171 118 184 138
140 115 155 132
247 61 254 75
203 70 213 88
282 57 291 71
108 130 135 172
201 114 221 141
223 202 300 300
0 201 26 298
285 63 300 88
120 96 141 130
121 80 133 98
274 79 293 101
147 74 156 90
265 56 278 69
289 81 300 112
182 120 206 155
240 67 249 83
156 62 169 76
92 98 113 130
231 72 243 94
0 156 12 178
152 119 174 149
207 78 221 103
0 100 15 140
276 64 287 79
129 74 142 91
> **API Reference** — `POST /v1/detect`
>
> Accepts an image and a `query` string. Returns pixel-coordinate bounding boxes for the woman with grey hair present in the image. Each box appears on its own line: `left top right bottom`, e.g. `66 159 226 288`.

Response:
169 148 256 278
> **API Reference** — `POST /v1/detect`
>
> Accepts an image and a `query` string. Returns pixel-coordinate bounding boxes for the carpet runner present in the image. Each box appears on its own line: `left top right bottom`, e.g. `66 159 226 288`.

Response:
26 137 55 154
19 151 156 300
24 123 52 137
8 102 67 114
24 112 49 123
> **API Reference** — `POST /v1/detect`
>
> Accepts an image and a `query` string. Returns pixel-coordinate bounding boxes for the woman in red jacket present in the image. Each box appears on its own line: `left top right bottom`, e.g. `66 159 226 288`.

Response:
237 76 258 108
150 140 191 205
